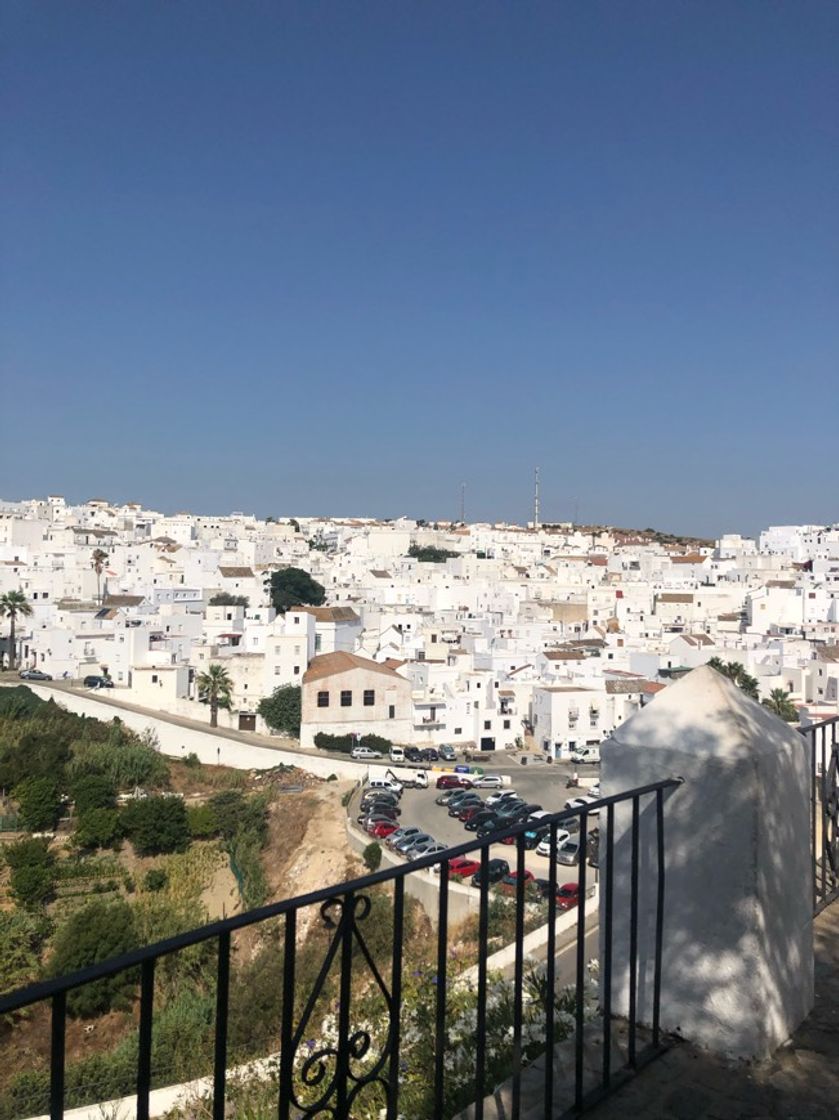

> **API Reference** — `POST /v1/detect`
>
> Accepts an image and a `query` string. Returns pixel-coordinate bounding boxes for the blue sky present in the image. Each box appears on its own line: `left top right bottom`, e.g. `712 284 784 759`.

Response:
2 2 837 537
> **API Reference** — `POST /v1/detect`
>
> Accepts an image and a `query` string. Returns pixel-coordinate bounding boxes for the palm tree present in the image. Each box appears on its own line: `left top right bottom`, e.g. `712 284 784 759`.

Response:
196 663 233 728
0 590 33 672
91 549 109 604
706 657 760 700
762 688 798 723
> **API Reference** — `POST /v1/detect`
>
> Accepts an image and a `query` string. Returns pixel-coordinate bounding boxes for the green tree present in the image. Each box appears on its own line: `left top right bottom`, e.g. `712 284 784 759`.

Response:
74 807 121 850
209 592 250 607
91 549 109 605
121 795 190 856
267 567 325 613
49 900 138 1017
0 590 33 672
16 776 61 831
407 544 457 563
71 773 116 815
0 910 43 1006
707 657 760 700
762 688 799 723
196 663 233 728
257 684 301 736
3 837 56 908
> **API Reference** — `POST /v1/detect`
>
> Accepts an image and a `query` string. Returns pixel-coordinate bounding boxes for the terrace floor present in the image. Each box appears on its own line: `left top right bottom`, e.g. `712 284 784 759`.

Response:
588 899 839 1120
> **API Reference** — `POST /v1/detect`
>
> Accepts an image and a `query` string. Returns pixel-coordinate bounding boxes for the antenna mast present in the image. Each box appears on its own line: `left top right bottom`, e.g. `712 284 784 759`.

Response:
460 481 466 525
533 467 540 530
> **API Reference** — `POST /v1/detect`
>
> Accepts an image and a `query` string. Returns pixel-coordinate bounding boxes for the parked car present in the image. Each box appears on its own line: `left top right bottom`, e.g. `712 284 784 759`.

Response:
476 819 505 840
435 790 459 806
420 747 439 762
556 882 581 911
371 822 399 839
556 839 582 865
493 797 525 816
18 669 53 681
386 826 422 850
486 789 518 807
499 870 536 894
351 746 382 760
407 840 446 861
361 790 398 809
471 774 504 788
395 831 433 854
359 803 400 821
436 774 472 790
457 803 485 823
535 830 572 858
439 744 457 762
470 858 510 888
404 747 423 763
446 790 482 810
83 675 113 688
564 794 600 814
532 880 581 910
446 856 482 879
449 796 482 817
587 828 600 868
465 810 498 832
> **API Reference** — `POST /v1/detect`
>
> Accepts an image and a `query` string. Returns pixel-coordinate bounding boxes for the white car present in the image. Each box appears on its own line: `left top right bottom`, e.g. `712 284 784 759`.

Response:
535 830 572 858
564 794 600 815
486 789 517 806
471 774 504 788
352 746 383 760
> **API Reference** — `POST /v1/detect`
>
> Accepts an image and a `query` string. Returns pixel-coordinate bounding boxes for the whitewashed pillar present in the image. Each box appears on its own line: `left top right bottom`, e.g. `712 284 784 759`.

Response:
600 664 813 1059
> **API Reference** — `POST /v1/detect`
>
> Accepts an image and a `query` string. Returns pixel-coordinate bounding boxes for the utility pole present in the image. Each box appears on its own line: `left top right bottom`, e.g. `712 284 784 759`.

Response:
533 467 540 530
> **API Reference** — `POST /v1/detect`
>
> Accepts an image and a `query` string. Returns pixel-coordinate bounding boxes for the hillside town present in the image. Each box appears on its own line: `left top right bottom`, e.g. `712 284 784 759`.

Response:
2 495 837 753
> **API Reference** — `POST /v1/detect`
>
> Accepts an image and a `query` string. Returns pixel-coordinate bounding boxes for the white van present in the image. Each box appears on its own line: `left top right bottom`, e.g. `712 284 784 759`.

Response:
368 776 403 795
389 746 405 763
570 745 600 765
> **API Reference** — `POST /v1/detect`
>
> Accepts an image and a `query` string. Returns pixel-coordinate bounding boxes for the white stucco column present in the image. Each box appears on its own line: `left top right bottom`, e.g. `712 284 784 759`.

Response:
600 664 813 1059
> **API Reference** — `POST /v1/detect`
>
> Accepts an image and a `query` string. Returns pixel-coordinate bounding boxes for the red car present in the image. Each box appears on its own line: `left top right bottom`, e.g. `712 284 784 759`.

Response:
372 822 398 839
457 804 485 822
498 870 536 894
556 883 580 911
436 775 473 790
446 856 481 879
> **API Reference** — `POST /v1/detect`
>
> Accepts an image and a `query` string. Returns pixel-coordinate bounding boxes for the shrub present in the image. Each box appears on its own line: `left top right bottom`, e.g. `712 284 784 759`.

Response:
144 868 168 892
49 899 139 1017
362 842 382 872
313 732 392 754
74 807 120 850
15 776 61 831
187 802 218 839
121 796 190 856
3 837 56 909
184 752 202 769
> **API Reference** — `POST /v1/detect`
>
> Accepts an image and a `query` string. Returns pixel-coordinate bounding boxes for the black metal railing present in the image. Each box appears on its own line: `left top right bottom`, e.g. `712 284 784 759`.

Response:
0 778 682 1120
803 715 839 913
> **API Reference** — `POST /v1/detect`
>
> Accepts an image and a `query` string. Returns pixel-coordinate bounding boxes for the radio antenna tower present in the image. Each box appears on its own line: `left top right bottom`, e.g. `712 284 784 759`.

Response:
533 466 540 530
460 481 466 524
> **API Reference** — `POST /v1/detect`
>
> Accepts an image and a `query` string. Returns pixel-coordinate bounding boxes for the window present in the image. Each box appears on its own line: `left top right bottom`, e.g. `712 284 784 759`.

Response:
431 634 437 643
294 665 300 675
483 720 491 730
454 727 462 735
315 634 322 651
388 705 395 719
503 720 511 730
151 674 158 684
274 666 281 676
294 616 300 624
341 690 352 707
363 689 375 706
317 691 329 708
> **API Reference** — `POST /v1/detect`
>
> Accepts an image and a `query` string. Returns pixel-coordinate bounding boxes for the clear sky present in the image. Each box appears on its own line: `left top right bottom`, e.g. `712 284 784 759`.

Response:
2 2 837 537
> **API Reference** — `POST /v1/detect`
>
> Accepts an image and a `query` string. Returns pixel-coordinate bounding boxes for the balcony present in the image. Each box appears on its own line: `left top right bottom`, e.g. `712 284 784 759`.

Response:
0 782 680 1120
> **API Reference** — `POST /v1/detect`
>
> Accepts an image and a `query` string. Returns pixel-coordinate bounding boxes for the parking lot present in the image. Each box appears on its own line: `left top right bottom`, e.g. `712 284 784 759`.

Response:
354 757 601 886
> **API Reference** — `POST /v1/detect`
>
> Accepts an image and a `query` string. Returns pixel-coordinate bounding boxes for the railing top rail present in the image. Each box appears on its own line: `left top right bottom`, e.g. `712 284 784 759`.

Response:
802 714 839 732
0 776 683 1016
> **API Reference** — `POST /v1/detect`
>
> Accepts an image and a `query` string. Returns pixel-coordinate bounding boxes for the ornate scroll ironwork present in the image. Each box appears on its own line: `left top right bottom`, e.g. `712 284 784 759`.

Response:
284 894 394 1118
